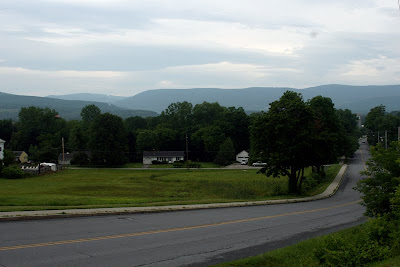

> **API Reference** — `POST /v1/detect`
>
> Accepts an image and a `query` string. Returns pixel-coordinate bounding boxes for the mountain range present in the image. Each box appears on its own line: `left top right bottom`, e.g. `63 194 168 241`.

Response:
0 92 157 120
2 84 400 120
113 84 400 114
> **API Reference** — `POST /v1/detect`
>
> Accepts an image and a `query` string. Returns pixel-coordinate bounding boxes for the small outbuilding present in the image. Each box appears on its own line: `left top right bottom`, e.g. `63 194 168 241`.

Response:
58 151 91 165
58 152 75 165
13 151 29 164
236 150 249 163
143 151 185 165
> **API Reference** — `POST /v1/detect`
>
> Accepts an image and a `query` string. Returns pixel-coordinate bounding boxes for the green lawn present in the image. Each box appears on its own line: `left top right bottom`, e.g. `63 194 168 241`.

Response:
0 165 340 211
120 162 221 168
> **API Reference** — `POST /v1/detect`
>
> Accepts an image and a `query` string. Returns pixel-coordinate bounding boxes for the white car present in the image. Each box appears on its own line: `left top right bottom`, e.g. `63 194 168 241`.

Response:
252 161 266 167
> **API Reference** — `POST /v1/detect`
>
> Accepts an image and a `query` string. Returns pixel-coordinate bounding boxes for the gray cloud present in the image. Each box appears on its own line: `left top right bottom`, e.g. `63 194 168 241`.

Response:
0 0 399 96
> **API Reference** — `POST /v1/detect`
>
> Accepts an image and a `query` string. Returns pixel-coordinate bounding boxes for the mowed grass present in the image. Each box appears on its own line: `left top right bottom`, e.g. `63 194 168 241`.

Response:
121 162 221 168
0 165 340 211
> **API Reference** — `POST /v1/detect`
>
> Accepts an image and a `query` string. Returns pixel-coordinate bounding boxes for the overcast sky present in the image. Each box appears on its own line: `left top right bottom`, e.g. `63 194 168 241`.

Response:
1 0 399 97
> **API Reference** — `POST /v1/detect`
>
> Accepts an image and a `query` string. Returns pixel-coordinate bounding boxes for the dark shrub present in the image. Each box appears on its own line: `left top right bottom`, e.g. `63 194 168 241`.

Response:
1 165 25 179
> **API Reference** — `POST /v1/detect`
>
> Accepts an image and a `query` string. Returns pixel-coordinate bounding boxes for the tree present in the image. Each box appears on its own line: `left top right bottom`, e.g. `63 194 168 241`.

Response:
355 142 400 217
3 149 15 166
89 113 128 166
214 138 236 166
161 101 193 131
0 119 14 144
125 116 147 132
136 130 159 153
80 104 101 128
192 102 225 127
11 107 67 157
364 106 400 146
68 124 88 151
308 96 342 171
192 126 225 161
250 91 314 194
336 109 360 158
222 107 250 153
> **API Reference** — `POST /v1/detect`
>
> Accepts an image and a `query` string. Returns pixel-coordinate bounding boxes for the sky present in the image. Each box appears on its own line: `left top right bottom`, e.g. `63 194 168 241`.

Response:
0 0 399 97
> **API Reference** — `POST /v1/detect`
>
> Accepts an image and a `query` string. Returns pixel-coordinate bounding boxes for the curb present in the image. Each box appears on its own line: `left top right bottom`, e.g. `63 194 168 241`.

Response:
0 164 348 222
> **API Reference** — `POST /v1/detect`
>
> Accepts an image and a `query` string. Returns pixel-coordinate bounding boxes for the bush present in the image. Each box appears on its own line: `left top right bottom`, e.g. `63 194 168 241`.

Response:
355 142 400 217
3 149 15 166
1 165 25 179
151 160 168 165
302 172 326 193
173 162 184 168
314 216 399 266
173 161 200 168
0 159 3 175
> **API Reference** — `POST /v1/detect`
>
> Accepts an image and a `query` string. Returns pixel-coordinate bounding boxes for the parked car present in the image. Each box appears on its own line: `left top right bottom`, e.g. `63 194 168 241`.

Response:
240 159 248 165
252 161 266 167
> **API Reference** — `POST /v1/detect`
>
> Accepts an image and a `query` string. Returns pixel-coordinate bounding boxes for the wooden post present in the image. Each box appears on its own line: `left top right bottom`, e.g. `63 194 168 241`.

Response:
185 133 189 161
385 130 388 149
62 137 65 168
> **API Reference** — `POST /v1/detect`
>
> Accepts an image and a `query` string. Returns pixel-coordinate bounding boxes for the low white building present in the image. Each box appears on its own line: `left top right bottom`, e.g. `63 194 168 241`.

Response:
0 139 5 160
143 151 185 165
236 150 249 163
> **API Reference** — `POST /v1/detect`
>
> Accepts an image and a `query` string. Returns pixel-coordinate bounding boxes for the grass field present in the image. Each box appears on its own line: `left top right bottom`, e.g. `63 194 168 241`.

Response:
121 162 221 168
0 164 341 212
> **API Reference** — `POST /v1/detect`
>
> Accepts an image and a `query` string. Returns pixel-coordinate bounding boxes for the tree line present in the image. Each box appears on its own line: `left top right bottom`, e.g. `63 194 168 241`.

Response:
0 91 360 175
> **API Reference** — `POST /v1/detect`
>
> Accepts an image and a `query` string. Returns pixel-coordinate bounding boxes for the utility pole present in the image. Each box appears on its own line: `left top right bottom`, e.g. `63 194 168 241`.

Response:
398 127 400 142
185 133 189 161
385 130 388 149
62 137 65 168
378 131 380 144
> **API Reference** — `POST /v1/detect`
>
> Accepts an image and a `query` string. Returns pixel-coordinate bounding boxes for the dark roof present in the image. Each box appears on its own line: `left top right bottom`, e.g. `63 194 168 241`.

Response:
12 151 26 157
58 153 75 161
58 151 91 161
143 151 185 157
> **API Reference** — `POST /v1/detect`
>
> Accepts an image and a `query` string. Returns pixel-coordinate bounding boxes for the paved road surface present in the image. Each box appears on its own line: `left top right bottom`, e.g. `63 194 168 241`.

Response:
0 142 369 266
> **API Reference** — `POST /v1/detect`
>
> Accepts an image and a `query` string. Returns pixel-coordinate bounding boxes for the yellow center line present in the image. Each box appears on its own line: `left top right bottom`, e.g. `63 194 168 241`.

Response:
0 200 361 251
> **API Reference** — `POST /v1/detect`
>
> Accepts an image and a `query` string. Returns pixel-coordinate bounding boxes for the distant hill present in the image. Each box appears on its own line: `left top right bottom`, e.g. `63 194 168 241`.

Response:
0 92 157 120
47 93 126 103
114 85 400 114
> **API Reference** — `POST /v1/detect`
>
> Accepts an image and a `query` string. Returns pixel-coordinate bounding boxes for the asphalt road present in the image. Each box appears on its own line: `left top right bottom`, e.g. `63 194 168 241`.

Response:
0 142 369 267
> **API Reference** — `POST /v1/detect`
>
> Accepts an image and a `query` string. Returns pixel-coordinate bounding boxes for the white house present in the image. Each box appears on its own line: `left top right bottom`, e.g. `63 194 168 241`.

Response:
0 139 5 160
236 150 249 163
143 151 184 165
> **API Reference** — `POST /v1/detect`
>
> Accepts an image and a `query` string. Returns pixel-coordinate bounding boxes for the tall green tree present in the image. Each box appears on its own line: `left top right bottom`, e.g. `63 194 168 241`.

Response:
364 105 400 146
89 113 128 166
81 104 101 129
192 102 225 127
214 138 236 166
221 107 250 153
308 96 342 171
68 124 87 151
136 130 158 153
336 109 360 158
355 142 400 216
192 125 225 161
250 91 314 194
11 107 67 162
0 119 14 144
161 101 193 131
